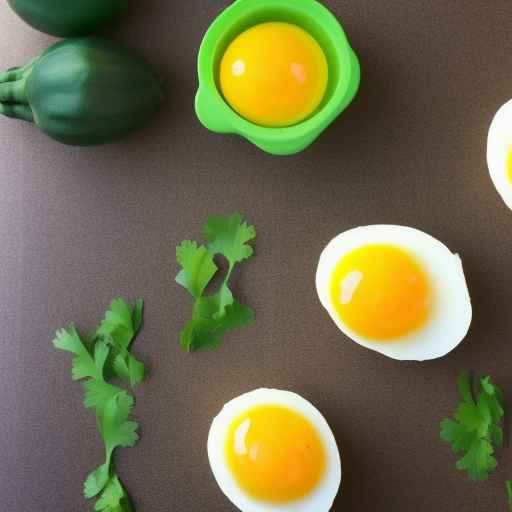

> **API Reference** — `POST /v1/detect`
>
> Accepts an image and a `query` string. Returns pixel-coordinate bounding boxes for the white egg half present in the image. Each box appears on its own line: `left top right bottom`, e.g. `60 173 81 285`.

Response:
316 225 472 361
487 98 512 210
207 388 341 512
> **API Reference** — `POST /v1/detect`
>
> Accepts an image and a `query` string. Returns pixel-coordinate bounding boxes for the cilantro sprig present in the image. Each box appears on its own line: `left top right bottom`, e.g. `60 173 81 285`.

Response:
176 213 256 351
53 298 146 512
440 371 504 482
96 298 146 387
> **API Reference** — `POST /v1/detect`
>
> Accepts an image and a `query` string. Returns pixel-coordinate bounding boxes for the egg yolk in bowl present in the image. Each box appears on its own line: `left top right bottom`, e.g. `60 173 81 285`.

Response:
330 244 432 341
219 22 329 128
225 404 326 502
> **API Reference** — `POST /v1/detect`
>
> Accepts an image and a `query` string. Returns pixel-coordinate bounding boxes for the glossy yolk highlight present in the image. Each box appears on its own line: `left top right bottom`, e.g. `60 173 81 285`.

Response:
330 244 432 340
225 405 325 503
219 22 328 127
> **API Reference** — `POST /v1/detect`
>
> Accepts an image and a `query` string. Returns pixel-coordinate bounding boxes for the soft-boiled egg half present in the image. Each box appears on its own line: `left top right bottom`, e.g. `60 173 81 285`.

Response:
220 22 328 128
208 389 341 512
487 99 512 210
316 225 472 361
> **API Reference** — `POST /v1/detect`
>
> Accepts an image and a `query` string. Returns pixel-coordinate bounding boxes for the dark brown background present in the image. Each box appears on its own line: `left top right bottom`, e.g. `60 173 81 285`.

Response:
1 1 512 510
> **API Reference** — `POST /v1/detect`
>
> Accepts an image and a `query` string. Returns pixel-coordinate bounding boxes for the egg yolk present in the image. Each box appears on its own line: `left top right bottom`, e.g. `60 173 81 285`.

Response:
225 405 325 503
330 244 432 340
507 147 512 183
219 22 329 127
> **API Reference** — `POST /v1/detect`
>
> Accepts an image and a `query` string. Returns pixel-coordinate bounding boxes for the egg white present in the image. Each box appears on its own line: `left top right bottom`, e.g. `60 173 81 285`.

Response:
487 98 512 210
207 388 341 512
316 225 472 361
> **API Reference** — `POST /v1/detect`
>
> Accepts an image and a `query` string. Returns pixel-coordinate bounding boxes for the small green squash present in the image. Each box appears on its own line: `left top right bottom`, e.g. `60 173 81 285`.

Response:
0 38 164 146
7 0 128 37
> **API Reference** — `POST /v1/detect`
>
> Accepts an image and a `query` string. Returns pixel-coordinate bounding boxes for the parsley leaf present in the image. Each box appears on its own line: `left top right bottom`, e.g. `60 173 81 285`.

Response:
176 214 256 351
507 481 512 509
440 371 504 482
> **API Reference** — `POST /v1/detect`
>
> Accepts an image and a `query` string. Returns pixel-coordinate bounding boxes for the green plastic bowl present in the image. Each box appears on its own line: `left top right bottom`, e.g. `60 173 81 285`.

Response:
195 0 360 156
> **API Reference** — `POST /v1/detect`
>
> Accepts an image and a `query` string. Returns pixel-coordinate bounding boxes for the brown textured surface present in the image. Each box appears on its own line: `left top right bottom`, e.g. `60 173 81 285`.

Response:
2 1 512 511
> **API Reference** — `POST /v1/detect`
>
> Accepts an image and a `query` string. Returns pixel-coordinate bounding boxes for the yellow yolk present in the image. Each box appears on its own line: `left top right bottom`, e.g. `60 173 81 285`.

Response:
225 405 325 503
219 22 328 127
330 244 432 340
507 147 512 183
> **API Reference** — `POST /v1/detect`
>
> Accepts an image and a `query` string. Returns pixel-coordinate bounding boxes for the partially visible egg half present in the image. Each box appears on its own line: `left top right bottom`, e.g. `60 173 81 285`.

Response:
487 99 512 210
207 389 341 512
316 225 472 361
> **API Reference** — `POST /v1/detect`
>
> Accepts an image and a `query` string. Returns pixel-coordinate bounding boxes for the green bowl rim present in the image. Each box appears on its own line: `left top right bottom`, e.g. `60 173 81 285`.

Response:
196 0 359 150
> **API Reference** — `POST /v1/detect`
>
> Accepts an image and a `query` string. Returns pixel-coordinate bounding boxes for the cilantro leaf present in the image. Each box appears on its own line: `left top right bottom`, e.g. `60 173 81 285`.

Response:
53 325 105 382
84 464 110 499
95 474 133 512
180 299 255 351
204 213 256 267
490 425 504 448
96 298 147 387
52 298 146 511
456 438 497 481
455 402 490 438
99 392 139 461
111 353 145 388
440 419 475 453
132 298 144 335
440 372 505 482
507 481 512 509
480 376 504 423
73 339 124 413
457 371 474 404
176 214 256 351
176 240 217 298
84 392 138 499
83 378 122 411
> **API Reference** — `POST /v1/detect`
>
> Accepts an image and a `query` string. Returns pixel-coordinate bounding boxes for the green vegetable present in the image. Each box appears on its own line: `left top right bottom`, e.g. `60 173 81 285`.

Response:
440 371 504 481
7 0 128 37
52 298 146 511
96 298 146 387
176 213 256 351
0 37 163 146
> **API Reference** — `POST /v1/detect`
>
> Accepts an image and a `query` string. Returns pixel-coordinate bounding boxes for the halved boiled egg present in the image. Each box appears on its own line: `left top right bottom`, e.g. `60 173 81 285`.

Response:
316 225 472 361
207 389 341 512
487 99 512 210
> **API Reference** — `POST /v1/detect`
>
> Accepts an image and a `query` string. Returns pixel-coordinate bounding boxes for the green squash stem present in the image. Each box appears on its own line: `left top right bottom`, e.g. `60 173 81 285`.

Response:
0 103 33 122
0 58 36 123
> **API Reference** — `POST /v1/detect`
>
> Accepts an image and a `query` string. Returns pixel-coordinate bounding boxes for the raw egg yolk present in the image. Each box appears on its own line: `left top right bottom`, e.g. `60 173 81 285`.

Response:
330 244 432 340
225 405 325 502
219 22 328 127
507 147 512 183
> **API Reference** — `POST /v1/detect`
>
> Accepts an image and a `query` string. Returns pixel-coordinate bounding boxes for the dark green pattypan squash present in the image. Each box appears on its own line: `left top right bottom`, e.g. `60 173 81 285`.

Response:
0 38 164 146
7 0 128 37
